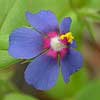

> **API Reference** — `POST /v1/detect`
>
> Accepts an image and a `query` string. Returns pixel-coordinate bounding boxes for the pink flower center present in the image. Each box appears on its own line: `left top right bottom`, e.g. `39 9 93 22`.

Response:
43 32 69 59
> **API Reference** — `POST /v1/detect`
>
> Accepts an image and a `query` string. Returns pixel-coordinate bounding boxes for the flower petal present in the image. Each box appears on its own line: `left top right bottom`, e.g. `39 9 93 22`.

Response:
26 11 59 34
9 28 43 59
61 49 83 82
24 55 59 90
60 17 72 34
69 40 77 48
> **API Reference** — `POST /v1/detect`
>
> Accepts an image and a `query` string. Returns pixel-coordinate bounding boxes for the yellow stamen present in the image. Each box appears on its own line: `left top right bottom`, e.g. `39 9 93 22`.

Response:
60 32 74 43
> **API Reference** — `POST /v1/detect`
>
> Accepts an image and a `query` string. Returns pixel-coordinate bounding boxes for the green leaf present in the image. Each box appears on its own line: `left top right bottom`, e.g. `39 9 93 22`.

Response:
0 0 15 28
0 34 9 50
0 0 28 35
75 80 100 100
3 93 37 100
0 50 20 69
0 34 21 69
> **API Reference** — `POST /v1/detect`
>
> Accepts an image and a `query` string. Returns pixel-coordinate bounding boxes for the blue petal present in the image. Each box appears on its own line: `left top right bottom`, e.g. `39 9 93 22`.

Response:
24 55 59 90
26 11 59 34
9 28 43 59
69 40 77 48
60 17 72 34
61 49 83 82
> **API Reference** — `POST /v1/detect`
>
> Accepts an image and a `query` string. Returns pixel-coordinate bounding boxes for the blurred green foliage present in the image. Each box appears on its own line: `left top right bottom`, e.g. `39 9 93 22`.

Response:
75 80 100 100
0 0 100 100
4 93 37 100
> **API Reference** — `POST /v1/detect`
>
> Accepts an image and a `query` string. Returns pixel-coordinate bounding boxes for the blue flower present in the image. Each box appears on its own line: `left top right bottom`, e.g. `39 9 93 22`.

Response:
8 11 83 90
